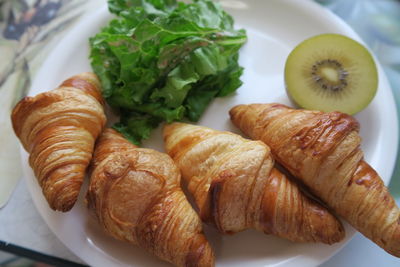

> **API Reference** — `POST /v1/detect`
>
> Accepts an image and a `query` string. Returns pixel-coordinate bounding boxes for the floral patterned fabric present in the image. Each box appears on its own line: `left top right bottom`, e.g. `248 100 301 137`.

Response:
0 0 87 104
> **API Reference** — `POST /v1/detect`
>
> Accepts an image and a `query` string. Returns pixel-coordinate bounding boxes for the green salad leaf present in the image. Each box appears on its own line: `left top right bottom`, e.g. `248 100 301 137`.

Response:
90 0 247 144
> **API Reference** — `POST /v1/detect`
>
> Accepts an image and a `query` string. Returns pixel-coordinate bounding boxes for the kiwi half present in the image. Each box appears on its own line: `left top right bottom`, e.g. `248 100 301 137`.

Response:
284 33 378 115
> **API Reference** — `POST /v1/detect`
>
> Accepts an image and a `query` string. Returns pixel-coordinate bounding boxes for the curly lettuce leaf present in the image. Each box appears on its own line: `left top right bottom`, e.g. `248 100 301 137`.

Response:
90 0 247 144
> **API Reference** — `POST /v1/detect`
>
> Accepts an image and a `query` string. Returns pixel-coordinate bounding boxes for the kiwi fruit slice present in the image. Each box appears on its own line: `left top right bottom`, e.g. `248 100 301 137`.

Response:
284 33 378 115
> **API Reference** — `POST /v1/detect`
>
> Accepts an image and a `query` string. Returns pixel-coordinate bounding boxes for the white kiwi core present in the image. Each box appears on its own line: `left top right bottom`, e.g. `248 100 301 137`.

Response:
321 67 339 83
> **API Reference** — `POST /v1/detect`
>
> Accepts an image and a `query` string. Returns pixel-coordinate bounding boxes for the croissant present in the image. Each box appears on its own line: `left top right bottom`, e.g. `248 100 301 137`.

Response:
11 72 106 212
163 122 344 244
87 128 214 267
230 103 400 257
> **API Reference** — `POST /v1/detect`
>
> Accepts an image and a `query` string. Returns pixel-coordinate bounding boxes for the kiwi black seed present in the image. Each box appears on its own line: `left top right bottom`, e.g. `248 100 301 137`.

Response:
284 33 378 115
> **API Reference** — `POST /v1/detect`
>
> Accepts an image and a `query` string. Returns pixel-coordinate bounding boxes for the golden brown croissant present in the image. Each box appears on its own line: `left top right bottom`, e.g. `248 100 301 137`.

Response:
87 128 214 267
230 103 400 257
11 72 106 212
163 122 344 244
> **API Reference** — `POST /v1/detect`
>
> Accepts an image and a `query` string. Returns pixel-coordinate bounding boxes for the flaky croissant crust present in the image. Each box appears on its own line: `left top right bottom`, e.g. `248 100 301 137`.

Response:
11 72 106 211
87 129 214 267
230 103 400 257
164 122 344 244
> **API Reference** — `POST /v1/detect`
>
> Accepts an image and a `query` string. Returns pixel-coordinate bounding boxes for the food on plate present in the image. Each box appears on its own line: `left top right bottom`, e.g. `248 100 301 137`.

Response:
89 0 247 144
284 33 378 115
230 103 400 257
11 72 106 212
163 122 344 244
86 128 215 267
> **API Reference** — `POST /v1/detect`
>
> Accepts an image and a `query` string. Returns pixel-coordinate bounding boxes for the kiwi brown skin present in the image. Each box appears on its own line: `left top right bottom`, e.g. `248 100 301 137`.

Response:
284 33 378 115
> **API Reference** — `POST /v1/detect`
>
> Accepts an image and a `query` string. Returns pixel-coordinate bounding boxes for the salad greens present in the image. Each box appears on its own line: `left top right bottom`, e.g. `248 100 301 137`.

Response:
90 0 247 144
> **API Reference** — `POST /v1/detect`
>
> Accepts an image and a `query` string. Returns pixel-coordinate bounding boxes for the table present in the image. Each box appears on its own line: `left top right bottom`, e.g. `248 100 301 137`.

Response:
1 0 399 266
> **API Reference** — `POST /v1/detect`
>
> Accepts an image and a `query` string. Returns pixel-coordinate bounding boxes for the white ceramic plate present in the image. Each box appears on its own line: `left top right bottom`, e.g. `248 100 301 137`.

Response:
21 0 398 266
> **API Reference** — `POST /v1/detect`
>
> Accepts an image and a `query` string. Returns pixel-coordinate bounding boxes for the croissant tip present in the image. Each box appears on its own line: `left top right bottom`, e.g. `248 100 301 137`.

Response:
49 198 77 212
102 128 121 137
229 103 269 117
185 234 215 267
11 96 35 137
59 72 105 105
163 122 184 138
229 104 244 114
66 72 98 82
323 224 346 245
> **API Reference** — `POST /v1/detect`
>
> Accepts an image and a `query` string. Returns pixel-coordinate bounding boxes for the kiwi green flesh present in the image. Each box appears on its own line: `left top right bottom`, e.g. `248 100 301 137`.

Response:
285 34 378 115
